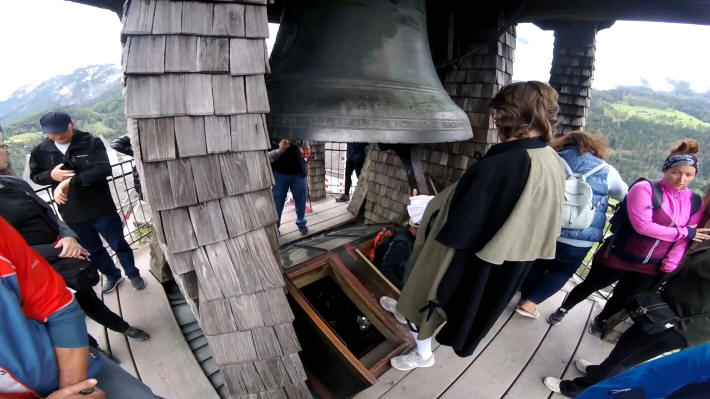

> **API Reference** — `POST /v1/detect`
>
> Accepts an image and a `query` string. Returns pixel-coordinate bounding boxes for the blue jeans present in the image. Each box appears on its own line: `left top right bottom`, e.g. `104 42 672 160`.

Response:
272 172 307 228
95 355 160 398
67 213 139 281
520 241 591 304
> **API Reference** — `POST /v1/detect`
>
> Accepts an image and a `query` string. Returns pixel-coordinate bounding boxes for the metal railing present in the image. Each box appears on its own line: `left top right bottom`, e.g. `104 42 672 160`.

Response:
324 142 358 196
573 203 619 300
33 159 152 249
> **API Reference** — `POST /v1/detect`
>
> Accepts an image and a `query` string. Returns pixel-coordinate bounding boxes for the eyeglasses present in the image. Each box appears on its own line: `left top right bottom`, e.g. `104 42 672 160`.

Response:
0 144 7 151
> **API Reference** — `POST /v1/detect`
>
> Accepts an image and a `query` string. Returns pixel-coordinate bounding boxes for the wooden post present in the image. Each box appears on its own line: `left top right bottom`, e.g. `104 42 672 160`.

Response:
122 1 310 398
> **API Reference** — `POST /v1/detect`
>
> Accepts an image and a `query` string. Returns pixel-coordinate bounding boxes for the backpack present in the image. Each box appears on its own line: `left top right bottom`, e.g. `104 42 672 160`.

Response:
369 226 397 267
560 158 608 230
609 178 703 237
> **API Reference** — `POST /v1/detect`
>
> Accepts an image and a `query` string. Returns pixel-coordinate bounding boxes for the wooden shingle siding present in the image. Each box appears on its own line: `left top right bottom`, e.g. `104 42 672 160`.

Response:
167 158 199 207
210 331 258 364
197 37 230 72
284 382 311 399
244 5 269 38
181 2 214 35
230 114 269 151
174 116 208 157
204 115 232 153
200 298 238 335
213 3 246 37
161 207 199 252
165 36 198 72
245 75 270 113
152 0 183 34
123 0 308 396
190 156 226 202
230 39 266 75
189 201 230 245
211 75 247 115
126 35 166 74
123 0 156 34
138 118 177 162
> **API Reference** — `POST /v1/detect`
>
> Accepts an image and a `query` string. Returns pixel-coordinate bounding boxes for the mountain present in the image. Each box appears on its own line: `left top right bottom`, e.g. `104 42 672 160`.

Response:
0 64 122 124
586 86 710 193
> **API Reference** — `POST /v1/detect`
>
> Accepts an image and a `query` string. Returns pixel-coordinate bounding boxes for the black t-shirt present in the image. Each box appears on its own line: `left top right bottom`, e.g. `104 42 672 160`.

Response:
0 184 58 245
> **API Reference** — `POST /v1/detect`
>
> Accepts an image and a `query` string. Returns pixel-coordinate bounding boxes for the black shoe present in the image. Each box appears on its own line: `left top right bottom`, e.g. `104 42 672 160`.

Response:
335 194 350 202
125 326 150 341
589 318 606 336
298 226 309 235
548 308 568 326
129 275 146 291
102 276 124 294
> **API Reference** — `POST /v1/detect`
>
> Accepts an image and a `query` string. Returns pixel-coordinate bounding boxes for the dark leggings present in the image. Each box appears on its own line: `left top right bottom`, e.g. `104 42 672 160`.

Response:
559 259 661 321
560 325 687 396
74 288 130 333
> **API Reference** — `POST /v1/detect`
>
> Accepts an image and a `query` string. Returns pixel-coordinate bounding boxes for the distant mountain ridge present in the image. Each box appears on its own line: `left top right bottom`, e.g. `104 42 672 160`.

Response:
0 64 121 124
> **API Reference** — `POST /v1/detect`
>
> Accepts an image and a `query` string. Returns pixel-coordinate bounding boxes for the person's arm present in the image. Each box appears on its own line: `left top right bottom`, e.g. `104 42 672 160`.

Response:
626 182 690 242
70 139 111 187
268 148 283 163
661 202 707 272
606 165 629 201
17 178 78 240
0 218 89 387
29 150 53 186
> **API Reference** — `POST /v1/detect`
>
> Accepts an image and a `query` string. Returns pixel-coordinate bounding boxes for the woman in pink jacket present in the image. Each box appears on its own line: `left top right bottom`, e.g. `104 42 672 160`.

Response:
548 139 710 334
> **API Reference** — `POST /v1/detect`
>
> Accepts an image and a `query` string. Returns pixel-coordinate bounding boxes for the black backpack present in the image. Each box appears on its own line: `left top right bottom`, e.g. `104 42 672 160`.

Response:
608 178 702 262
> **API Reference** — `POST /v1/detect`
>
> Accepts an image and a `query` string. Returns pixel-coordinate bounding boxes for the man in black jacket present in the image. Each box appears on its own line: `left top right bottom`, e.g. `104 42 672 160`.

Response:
29 112 145 293
336 142 367 202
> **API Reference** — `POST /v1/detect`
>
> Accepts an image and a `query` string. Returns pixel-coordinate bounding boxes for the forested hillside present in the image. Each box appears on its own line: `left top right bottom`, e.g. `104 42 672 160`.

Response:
586 85 710 193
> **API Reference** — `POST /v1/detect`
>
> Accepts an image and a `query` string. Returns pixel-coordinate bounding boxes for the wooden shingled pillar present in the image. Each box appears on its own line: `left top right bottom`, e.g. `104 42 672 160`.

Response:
306 142 325 201
541 21 612 134
121 1 310 398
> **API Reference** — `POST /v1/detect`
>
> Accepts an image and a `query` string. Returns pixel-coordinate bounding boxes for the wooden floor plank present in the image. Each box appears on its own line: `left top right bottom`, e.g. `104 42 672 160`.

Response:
550 301 615 399
279 208 354 246
503 299 593 399
118 246 220 399
440 291 565 399
377 294 520 399
279 201 350 235
280 197 344 223
103 278 139 378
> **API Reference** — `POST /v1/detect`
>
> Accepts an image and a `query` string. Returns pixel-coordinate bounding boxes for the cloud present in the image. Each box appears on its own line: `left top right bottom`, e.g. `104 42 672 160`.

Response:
514 21 710 93
0 0 122 101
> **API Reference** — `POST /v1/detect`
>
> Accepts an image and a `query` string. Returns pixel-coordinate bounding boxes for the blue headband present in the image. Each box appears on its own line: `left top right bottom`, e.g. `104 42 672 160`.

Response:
662 154 698 172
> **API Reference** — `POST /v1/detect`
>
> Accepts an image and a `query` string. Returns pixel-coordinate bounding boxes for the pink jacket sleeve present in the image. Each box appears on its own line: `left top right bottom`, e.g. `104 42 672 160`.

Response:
626 182 689 242
661 204 706 272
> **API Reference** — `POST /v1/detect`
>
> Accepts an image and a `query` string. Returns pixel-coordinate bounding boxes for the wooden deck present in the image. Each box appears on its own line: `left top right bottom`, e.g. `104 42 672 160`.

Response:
89 237 615 399
86 245 219 399
278 196 354 245
354 285 615 399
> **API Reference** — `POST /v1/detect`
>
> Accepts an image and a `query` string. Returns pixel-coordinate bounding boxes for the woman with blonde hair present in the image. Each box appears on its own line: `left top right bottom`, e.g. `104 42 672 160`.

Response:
546 139 710 337
390 81 566 370
517 132 629 318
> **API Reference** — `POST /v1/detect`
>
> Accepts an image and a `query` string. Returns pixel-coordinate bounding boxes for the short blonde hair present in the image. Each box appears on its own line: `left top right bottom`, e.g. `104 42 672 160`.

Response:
489 81 559 143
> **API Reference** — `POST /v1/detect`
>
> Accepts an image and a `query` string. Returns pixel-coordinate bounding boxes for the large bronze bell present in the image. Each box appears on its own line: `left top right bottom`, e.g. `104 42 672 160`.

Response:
266 0 472 144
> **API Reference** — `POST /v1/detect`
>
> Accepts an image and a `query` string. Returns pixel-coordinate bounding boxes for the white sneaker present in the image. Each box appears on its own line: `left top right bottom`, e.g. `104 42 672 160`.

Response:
575 359 593 375
379 296 407 324
543 377 562 393
390 349 435 371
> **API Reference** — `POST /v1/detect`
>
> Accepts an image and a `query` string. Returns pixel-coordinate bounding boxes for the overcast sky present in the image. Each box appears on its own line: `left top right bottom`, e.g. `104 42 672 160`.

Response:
2 1 710 101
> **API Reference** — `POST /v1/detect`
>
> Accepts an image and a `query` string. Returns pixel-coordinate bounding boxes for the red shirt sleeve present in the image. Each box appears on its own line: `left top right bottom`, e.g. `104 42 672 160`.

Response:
0 217 73 322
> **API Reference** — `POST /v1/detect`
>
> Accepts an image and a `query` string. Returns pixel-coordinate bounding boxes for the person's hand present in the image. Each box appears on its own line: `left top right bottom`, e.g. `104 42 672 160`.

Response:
55 237 88 259
45 379 105 399
278 139 290 153
50 164 75 182
693 227 710 242
54 178 72 205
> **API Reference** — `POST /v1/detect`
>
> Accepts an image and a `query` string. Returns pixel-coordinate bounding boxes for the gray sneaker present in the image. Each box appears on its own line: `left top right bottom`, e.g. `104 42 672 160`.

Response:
129 275 146 291
124 326 150 341
390 348 435 371
589 318 606 336
547 308 568 326
102 276 124 294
